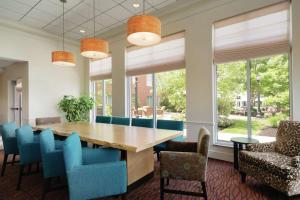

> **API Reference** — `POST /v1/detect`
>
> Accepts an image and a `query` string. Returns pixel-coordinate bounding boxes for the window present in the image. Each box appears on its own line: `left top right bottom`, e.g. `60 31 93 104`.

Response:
127 33 186 122
90 56 112 119
214 2 291 143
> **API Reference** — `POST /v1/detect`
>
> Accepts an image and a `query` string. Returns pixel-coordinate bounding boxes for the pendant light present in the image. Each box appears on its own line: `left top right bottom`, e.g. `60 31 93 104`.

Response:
127 0 161 46
52 0 75 66
80 0 108 59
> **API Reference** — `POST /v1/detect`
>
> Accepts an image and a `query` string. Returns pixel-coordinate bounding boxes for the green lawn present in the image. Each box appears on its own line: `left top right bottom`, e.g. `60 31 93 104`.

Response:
220 119 270 135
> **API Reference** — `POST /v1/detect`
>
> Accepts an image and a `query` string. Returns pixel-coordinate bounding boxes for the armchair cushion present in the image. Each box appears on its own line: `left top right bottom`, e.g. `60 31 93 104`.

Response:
275 121 300 157
246 142 276 152
160 151 207 181
240 151 300 180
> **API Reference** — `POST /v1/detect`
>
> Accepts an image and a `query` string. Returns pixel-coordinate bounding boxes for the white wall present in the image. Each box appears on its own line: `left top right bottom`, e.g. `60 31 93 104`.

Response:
0 20 87 125
99 0 300 161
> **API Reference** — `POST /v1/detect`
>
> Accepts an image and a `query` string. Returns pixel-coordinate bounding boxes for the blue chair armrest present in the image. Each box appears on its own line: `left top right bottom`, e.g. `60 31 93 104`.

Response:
67 161 127 200
82 147 121 165
43 150 65 178
55 140 64 150
19 142 41 164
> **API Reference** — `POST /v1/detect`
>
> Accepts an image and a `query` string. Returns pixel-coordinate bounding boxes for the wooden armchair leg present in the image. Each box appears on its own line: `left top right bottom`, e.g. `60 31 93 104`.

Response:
240 172 246 183
16 165 24 190
160 178 164 200
1 154 8 176
201 181 207 200
12 154 16 166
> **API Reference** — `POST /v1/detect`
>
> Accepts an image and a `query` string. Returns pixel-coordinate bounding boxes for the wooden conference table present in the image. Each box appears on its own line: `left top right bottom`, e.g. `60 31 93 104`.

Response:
35 122 182 186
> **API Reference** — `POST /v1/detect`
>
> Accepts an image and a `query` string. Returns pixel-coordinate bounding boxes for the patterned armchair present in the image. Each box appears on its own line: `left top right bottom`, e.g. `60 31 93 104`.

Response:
239 120 300 197
160 128 210 200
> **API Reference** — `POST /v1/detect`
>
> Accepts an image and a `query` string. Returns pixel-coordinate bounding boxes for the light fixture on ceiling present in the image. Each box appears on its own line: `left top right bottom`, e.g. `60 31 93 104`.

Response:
80 0 108 59
133 3 140 8
52 0 75 67
127 0 161 46
80 29 86 33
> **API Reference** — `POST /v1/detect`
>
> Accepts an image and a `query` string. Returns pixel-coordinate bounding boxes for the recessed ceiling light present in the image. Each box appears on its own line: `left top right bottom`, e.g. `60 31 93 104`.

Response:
133 3 140 8
80 29 86 33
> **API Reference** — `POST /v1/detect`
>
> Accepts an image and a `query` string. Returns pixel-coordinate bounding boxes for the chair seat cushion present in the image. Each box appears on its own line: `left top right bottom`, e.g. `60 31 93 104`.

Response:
240 151 300 180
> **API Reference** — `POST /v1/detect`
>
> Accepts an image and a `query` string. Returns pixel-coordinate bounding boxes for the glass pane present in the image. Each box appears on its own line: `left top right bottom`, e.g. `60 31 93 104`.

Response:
104 79 112 116
130 74 153 119
250 54 290 142
217 61 247 141
156 69 186 121
94 80 103 116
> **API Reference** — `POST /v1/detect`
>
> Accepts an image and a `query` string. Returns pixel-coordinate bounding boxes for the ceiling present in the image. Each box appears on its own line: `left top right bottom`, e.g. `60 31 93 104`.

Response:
0 0 178 40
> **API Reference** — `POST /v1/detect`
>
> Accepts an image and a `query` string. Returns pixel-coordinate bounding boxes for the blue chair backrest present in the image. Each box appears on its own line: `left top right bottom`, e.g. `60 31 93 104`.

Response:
16 125 35 148
40 129 55 155
157 119 184 131
111 117 130 126
132 118 154 128
95 116 111 124
63 132 82 172
2 122 17 140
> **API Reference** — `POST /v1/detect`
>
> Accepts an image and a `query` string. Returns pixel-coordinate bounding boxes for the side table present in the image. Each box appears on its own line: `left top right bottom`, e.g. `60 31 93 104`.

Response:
230 137 259 170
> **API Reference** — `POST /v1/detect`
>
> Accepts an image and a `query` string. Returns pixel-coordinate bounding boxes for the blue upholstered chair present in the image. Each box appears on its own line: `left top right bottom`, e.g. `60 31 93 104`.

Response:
154 120 184 160
16 125 41 190
131 118 154 128
63 133 127 200
0 122 19 176
96 116 112 124
111 116 130 126
40 129 66 199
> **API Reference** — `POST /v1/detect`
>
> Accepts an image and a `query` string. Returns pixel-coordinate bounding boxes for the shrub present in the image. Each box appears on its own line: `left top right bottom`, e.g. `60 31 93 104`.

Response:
268 113 287 128
218 117 234 129
218 98 234 117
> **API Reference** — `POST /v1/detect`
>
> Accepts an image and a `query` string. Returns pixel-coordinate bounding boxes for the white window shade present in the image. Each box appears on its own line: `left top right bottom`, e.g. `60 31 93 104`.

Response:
90 56 112 80
213 1 290 64
126 32 185 76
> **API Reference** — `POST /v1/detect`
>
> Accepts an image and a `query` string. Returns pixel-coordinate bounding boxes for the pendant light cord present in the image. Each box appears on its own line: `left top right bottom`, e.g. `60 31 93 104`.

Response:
93 0 95 38
62 0 65 51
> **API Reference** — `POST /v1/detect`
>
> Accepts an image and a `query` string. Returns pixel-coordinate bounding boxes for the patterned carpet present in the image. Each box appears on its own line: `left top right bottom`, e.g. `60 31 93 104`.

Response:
0 151 298 200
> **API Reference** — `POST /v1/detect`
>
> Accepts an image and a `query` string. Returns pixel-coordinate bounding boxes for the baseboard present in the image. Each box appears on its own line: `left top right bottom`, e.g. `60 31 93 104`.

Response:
208 149 233 162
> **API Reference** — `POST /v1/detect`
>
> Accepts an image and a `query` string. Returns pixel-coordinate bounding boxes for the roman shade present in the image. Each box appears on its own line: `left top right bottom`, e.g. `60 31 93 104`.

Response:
126 32 185 76
89 56 112 80
213 1 290 64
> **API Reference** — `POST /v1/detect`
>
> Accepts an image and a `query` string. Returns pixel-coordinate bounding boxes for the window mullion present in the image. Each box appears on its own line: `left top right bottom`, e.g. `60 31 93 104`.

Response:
152 73 157 128
102 80 106 116
246 60 252 139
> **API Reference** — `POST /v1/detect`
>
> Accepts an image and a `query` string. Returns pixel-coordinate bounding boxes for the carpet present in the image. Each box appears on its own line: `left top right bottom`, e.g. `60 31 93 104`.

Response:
0 152 298 200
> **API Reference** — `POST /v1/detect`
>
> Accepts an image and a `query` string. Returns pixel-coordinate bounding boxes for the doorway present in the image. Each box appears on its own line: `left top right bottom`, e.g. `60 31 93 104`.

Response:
10 79 22 126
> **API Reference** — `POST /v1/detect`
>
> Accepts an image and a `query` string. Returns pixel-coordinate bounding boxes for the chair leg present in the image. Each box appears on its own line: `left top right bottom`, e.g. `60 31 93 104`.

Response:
156 152 160 161
36 162 40 172
42 178 51 200
1 154 8 176
166 178 170 186
240 172 246 183
160 178 164 200
201 181 208 200
17 165 24 190
12 154 16 166
27 164 32 174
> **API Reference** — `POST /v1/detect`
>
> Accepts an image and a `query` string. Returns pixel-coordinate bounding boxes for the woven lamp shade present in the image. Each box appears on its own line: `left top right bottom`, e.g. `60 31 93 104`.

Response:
81 38 109 59
52 51 75 67
127 15 161 46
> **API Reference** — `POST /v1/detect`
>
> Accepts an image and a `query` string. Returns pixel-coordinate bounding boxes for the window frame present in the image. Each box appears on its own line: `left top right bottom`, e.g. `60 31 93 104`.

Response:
213 53 293 146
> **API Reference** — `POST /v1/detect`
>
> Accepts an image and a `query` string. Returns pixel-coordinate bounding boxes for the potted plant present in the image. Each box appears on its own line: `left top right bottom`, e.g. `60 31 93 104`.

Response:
58 95 95 122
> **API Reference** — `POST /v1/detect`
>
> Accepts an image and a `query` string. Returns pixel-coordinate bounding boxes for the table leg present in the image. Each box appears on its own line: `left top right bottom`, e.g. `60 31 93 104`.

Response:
233 142 239 170
125 148 154 186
